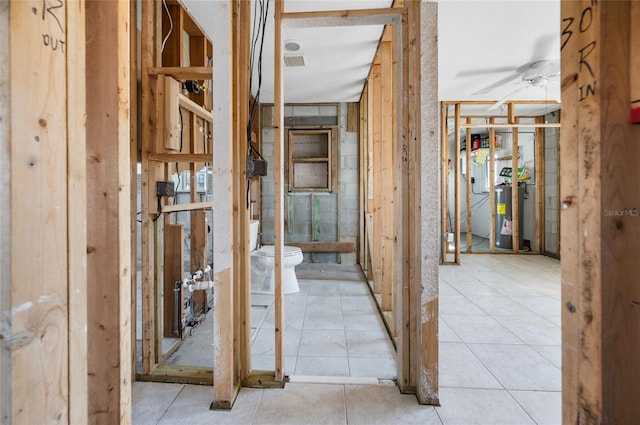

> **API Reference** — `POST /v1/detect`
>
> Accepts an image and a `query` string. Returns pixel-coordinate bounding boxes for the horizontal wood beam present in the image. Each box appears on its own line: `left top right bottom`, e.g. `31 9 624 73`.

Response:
459 122 561 128
161 202 213 214
148 66 212 80
442 100 561 106
149 153 212 162
285 242 356 253
281 8 402 28
178 95 213 122
136 365 213 385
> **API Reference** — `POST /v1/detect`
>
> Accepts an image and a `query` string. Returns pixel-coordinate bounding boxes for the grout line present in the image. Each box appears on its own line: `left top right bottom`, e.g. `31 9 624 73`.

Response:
154 384 187 425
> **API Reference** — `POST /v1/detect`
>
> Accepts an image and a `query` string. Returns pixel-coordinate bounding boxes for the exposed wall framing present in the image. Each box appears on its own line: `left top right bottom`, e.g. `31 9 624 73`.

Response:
440 100 561 263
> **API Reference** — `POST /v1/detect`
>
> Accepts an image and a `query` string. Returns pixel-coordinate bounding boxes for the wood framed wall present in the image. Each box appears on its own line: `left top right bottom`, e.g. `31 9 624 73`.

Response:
440 100 561 262
353 1 439 404
560 1 640 423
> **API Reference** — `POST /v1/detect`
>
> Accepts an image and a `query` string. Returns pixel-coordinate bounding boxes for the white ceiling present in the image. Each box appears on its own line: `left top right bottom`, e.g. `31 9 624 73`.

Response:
184 0 561 114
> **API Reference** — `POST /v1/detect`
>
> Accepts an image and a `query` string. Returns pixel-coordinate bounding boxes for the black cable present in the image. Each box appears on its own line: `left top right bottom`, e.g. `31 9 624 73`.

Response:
153 197 162 222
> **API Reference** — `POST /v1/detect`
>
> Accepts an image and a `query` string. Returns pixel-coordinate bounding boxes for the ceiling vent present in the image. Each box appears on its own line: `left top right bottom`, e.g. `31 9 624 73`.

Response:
284 55 305 67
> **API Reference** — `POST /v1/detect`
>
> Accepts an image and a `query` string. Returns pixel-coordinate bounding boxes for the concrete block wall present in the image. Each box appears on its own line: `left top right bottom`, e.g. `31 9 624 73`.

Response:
544 111 560 256
259 103 359 264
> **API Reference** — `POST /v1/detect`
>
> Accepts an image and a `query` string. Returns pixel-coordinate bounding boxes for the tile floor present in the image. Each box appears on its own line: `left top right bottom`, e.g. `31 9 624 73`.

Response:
133 254 561 425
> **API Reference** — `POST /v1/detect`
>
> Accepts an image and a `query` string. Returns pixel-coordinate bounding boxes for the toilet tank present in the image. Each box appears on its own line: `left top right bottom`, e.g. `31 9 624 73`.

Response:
249 220 259 251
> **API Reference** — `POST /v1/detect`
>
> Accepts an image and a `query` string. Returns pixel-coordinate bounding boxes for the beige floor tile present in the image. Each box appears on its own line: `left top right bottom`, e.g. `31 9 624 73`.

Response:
439 342 502 389
345 330 395 358
156 385 262 425
345 384 441 425
493 313 560 346
298 329 347 357
440 295 487 316
442 314 524 344
132 382 184 425
294 356 350 376
510 390 561 425
468 343 561 391
348 357 396 379
253 383 346 425
436 387 535 425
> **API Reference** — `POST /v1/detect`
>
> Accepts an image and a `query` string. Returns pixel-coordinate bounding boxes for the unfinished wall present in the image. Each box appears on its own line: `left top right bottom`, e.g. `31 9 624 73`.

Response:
260 103 358 264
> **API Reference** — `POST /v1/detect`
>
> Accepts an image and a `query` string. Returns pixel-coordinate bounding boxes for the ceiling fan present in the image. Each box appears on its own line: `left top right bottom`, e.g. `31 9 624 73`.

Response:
457 33 560 110
485 59 560 110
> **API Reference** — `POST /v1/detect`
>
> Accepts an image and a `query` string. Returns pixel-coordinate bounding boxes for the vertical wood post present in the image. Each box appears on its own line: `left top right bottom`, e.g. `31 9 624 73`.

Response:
273 0 286 383
0 2 10 421
631 2 640 123
5 1 89 423
211 0 236 409
415 0 439 404
86 1 131 423
561 1 640 423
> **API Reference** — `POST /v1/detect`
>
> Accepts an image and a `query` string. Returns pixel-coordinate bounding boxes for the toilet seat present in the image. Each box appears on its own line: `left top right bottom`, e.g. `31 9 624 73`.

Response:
254 245 301 258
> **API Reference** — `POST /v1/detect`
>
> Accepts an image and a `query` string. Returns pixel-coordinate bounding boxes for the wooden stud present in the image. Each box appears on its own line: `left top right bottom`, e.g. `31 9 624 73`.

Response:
415 0 439 404
397 6 412 391
130 0 140 385
440 103 450 262
281 8 402 28
211 0 236 407
235 2 252 381
141 0 161 375
85 1 132 422
347 102 359 132
359 91 367 268
560 1 640 422
454 103 461 264
380 40 394 313
489 119 496 253
511 112 520 254
631 2 640 123
273 0 285 383
0 3 9 420
371 62 383 295
9 1 70 420
465 118 472 252
535 117 545 253
67 2 89 423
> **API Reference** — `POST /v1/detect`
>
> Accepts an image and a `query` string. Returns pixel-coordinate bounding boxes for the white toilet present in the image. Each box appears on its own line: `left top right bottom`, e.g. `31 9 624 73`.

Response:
249 220 303 294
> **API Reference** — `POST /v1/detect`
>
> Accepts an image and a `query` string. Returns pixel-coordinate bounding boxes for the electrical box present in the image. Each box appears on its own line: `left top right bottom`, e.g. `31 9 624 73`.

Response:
156 181 175 197
247 157 268 177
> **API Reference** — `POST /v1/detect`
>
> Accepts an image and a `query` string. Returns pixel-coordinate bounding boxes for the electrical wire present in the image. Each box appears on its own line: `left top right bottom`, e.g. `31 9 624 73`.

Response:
161 0 173 53
245 0 270 209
